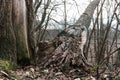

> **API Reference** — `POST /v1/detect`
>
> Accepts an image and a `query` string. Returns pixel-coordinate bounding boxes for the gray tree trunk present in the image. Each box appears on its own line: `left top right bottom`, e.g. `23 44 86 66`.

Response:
75 0 100 28
69 0 100 65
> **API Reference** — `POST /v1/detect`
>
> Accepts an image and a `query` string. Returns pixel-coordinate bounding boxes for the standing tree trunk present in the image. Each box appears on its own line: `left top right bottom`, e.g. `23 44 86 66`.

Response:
12 0 30 65
26 0 35 63
0 0 31 67
115 49 120 66
0 0 16 65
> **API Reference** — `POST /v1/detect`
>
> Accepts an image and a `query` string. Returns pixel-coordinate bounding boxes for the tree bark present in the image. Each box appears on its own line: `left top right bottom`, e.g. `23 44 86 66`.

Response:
12 0 30 65
26 0 35 62
75 0 100 28
0 0 16 64
0 0 30 66
115 49 120 66
68 0 100 66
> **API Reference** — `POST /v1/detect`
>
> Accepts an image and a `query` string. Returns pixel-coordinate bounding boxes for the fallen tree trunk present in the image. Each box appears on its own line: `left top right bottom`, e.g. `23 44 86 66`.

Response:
41 0 100 67
36 0 100 78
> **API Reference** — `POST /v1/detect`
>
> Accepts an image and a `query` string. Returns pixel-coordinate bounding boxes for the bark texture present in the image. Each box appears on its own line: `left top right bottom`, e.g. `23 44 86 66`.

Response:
12 0 30 64
0 0 30 65
75 0 100 28
0 0 16 63
26 0 35 61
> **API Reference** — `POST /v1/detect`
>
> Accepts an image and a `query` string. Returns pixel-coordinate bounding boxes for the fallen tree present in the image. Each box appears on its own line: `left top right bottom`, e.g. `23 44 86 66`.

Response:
36 0 101 79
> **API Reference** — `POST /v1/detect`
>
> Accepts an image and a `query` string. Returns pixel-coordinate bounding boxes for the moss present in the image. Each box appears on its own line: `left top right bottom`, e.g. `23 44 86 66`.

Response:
17 50 30 66
0 59 14 71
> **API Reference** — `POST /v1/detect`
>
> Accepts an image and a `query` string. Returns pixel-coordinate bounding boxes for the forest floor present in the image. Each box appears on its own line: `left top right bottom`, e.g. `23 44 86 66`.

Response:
0 40 120 80
0 64 120 80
